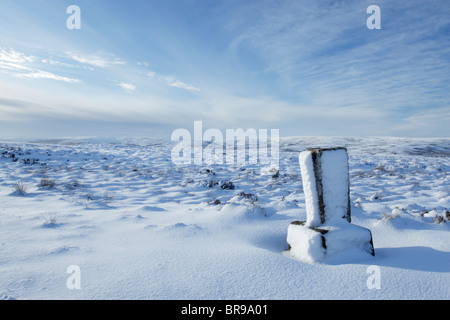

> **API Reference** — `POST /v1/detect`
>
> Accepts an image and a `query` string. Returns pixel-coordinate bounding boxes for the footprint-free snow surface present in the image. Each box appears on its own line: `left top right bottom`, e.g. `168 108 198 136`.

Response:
0 136 449 300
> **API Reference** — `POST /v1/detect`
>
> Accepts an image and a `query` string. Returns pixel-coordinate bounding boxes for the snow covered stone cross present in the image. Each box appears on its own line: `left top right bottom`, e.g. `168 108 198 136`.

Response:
287 148 374 263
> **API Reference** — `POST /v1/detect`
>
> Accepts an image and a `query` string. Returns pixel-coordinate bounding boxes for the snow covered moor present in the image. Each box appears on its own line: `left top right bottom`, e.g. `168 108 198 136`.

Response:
0 136 449 299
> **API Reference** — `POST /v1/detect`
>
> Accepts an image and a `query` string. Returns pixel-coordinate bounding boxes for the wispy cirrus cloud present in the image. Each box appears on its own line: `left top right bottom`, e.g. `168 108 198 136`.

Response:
0 48 35 71
147 70 200 92
0 47 80 83
14 70 80 83
218 0 450 135
40 58 80 69
1 0 448 138
68 52 126 68
163 76 201 92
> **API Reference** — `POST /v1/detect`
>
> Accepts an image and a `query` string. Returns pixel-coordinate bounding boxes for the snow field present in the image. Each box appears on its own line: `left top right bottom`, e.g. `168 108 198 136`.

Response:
0 136 449 299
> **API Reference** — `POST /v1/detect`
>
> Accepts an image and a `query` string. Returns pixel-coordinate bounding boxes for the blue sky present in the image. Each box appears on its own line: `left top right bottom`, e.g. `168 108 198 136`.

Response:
0 0 449 138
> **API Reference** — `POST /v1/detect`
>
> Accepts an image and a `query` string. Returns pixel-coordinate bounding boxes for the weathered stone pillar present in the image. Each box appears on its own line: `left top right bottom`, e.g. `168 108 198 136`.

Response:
287 148 374 263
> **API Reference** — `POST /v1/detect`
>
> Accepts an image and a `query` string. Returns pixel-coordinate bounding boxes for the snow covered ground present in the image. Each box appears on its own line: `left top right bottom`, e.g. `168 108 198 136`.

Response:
0 136 449 300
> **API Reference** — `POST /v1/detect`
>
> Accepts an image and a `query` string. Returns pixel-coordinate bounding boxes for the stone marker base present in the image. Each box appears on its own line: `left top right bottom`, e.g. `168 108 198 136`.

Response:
287 221 375 263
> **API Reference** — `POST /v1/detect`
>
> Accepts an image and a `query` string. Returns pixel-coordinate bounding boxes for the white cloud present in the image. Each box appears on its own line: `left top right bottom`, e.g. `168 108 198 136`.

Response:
390 107 450 137
162 76 200 92
14 70 81 83
0 48 34 64
68 52 126 68
0 48 80 83
40 58 78 69
116 82 136 92
0 48 34 72
137 61 150 68
147 70 200 92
